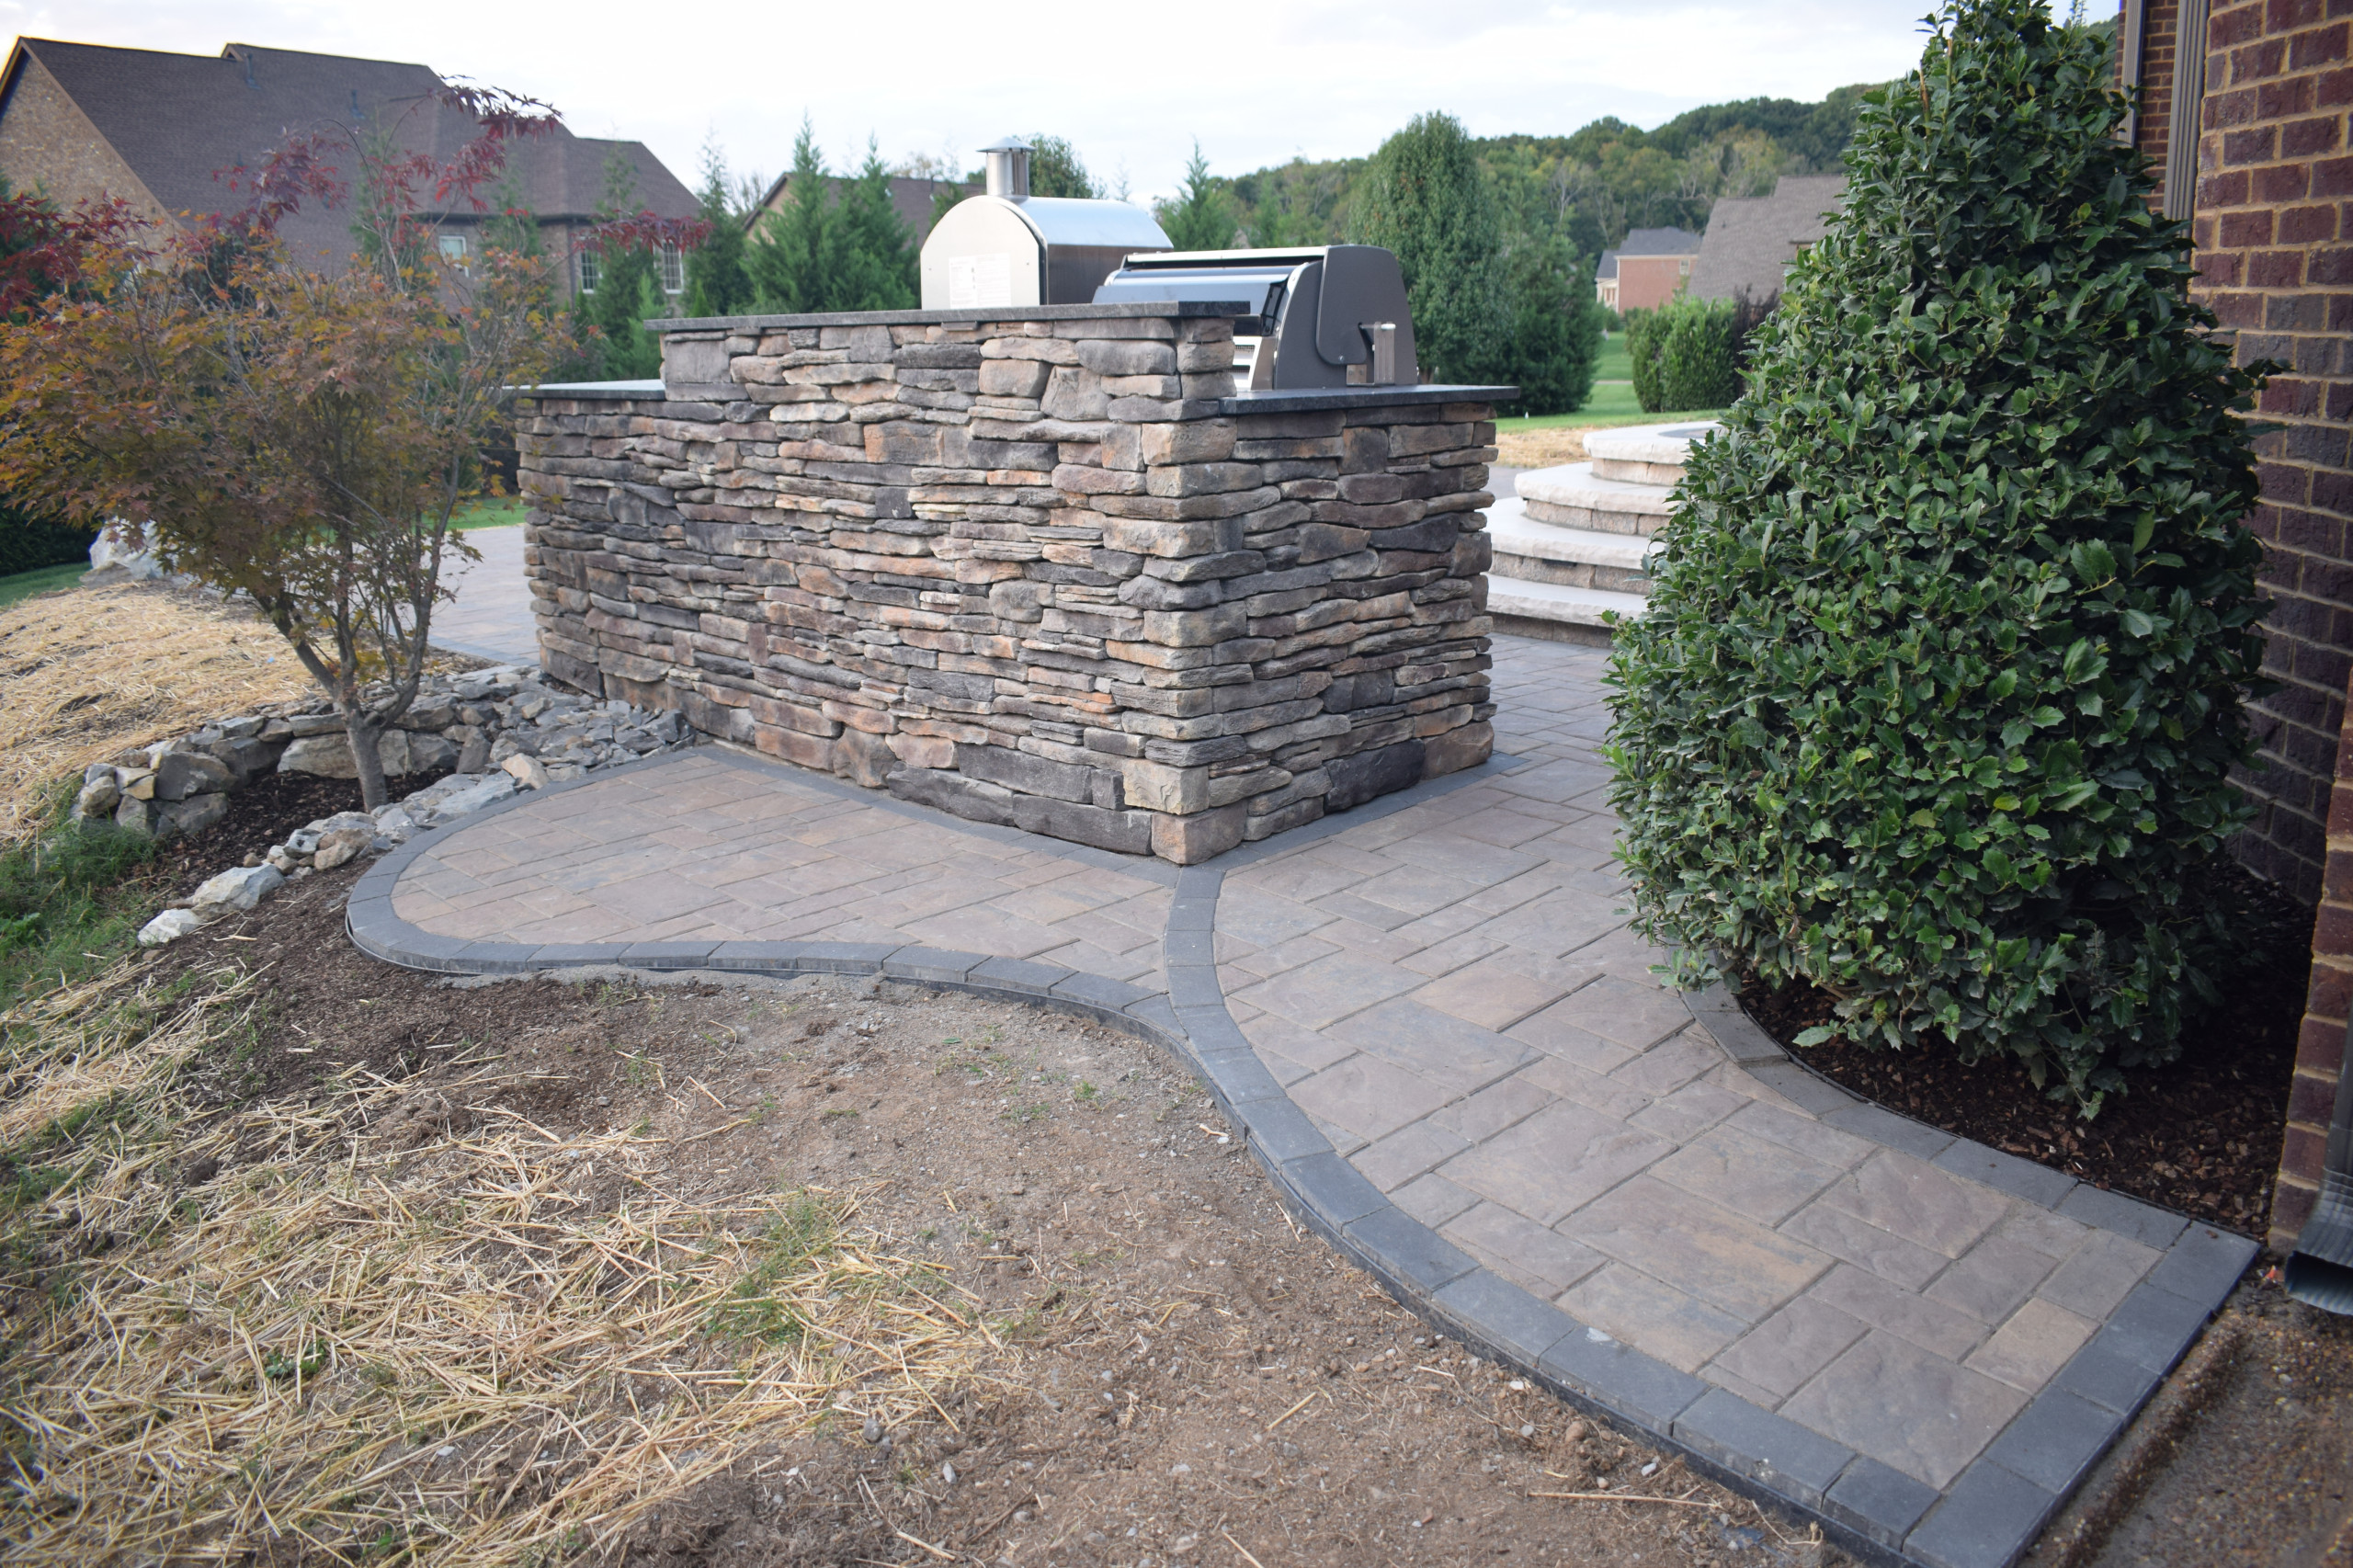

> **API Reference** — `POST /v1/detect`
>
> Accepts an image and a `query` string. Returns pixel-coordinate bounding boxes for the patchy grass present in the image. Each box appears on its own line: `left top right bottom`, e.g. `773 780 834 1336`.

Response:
0 782 162 1014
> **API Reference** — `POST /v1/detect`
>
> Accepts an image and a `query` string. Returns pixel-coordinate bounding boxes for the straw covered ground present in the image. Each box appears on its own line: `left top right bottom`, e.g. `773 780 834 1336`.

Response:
0 861 1832 1568
0 576 316 841
1493 426 1592 470
0 961 1001 1566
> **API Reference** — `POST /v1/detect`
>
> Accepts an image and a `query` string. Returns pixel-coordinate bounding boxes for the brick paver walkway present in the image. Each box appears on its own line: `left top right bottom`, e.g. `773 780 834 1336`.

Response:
359 634 2253 1567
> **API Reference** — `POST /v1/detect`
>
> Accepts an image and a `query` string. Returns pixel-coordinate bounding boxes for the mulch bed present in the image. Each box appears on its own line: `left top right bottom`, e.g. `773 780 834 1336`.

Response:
1737 869 2312 1236
137 766 453 898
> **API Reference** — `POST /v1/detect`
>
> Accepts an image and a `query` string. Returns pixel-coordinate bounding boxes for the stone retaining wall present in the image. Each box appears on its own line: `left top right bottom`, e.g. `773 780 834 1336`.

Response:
513 302 1501 863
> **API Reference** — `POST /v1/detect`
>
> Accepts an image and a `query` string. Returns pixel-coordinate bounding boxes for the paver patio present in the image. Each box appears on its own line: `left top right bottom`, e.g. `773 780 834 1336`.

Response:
358 633 2254 1568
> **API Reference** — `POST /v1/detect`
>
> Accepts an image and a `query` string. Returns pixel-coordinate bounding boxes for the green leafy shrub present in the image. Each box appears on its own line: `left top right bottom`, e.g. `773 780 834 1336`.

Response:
1625 305 1665 412
1605 0 2270 1111
1499 234 1603 415
1656 298 1737 411
1626 296 1741 413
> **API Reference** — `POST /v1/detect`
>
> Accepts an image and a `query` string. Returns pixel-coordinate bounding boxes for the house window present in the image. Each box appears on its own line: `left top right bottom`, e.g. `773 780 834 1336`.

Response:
579 248 599 293
438 232 469 266
659 241 684 295
1678 257 1690 275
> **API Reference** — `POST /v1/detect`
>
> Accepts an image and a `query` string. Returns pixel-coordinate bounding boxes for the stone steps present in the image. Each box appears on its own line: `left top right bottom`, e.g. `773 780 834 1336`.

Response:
1484 420 1717 642
1517 461 1676 536
1488 498 1655 594
1486 574 1650 631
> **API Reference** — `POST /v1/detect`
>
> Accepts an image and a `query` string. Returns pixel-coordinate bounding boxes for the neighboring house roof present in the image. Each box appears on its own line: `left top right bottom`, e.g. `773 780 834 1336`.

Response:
0 38 695 270
1597 251 1618 280
750 168 962 244
1617 226 1703 256
1688 175 1847 301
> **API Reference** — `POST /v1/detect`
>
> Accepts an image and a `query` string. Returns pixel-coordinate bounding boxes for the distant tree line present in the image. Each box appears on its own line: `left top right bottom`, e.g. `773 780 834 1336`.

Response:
563 77 1960 408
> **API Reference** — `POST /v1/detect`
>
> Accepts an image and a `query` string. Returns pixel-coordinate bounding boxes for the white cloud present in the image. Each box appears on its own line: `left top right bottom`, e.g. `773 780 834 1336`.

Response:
6 0 1940 202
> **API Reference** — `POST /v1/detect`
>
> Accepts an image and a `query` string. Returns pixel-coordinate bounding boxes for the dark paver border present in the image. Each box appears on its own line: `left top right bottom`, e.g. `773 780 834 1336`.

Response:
347 748 2255 1568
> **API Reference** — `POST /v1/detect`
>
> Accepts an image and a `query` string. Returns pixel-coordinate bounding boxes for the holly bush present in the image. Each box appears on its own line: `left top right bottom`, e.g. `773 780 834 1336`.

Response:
1605 0 2272 1112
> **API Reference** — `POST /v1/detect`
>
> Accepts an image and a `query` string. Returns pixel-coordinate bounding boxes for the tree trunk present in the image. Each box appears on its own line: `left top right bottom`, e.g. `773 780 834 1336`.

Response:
347 712 390 813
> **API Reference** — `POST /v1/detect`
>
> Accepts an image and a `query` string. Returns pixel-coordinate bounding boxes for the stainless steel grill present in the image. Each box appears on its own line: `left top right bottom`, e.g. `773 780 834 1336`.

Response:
1090 245 1419 390
918 138 1173 309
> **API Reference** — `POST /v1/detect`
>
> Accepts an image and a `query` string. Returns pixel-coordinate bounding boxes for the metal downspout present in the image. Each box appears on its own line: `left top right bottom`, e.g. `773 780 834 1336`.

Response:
2285 1017 2353 1314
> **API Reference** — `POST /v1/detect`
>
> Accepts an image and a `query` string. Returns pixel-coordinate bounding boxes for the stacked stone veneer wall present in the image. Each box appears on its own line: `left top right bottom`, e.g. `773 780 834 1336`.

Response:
512 303 1497 865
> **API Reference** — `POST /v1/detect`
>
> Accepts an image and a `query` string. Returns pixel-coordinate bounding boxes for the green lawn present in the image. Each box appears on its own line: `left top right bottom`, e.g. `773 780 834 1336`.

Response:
0 562 87 608
1594 333 1631 383
452 496 527 530
1499 399 1729 434
1494 334 1724 433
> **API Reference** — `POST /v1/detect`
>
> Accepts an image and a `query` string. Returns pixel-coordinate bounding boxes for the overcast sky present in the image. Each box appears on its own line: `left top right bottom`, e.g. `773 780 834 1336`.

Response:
8 2 1964 204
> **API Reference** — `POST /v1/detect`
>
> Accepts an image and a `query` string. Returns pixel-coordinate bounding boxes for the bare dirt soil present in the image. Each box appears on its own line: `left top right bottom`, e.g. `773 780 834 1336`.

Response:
2029 1278 2353 1567
131 871 1841 1568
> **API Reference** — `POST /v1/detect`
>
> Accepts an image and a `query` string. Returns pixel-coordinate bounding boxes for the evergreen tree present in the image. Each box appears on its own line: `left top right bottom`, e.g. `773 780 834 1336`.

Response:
1605 0 2272 1110
816 141 916 310
1497 234 1600 415
1156 143 1238 251
581 147 663 377
1027 136 1099 199
685 136 755 317
747 119 828 312
1351 113 1506 384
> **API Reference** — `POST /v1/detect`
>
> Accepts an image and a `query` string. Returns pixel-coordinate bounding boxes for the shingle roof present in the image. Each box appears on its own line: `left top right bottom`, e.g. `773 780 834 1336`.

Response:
1616 226 1703 256
6 39 694 269
1597 251 1619 280
1688 175 1847 302
753 170 961 244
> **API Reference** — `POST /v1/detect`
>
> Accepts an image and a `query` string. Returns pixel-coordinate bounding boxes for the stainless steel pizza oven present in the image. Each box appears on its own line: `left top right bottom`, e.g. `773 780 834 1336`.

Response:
919 138 1174 309
1090 244 1419 390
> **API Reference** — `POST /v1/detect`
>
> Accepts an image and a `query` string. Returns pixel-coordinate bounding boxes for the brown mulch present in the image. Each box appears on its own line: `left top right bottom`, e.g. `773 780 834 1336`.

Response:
134 766 453 897
1737 869 2312 1236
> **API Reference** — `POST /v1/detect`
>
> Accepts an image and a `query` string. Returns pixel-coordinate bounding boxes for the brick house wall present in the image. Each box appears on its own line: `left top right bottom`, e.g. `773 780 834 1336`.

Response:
1616 254 1696 313
2277 666 2353 1244
2133 0 2187 176
0 51 172 228
2194 0 2353 913
2124 0 2353 1247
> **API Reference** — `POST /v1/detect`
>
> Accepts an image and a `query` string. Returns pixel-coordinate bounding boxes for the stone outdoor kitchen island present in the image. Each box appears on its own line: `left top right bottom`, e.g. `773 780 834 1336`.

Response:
512 302 1511 863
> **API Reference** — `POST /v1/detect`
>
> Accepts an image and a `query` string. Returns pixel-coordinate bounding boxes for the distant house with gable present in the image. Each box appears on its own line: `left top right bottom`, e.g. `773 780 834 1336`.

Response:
1590 225 1703 311
1688 174 1847 303
1595 226 1702 312
0 38 697 296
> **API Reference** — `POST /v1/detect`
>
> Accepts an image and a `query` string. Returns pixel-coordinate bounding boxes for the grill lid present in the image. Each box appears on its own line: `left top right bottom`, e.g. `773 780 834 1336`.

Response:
1093 245 1418 389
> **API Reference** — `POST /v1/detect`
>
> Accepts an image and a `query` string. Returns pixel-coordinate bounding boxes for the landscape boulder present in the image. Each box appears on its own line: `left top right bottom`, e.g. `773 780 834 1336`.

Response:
137 909 203 946
189 864 284 920
153 752 233 801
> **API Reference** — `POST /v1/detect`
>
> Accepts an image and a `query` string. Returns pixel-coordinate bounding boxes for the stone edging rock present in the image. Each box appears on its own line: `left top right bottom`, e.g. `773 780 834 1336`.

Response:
343 749 2258 1568
105 665 699 947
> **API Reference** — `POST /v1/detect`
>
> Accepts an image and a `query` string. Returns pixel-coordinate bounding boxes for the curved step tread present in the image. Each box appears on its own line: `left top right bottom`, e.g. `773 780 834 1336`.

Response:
1487 573 1648 628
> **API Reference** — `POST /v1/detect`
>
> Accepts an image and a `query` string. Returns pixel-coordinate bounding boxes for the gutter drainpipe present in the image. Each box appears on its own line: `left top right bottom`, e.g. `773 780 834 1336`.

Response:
2285 1016 2353 1315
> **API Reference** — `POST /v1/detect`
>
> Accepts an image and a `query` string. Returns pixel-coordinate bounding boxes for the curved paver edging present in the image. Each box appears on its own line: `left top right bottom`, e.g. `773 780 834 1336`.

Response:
346 747 2256 1568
